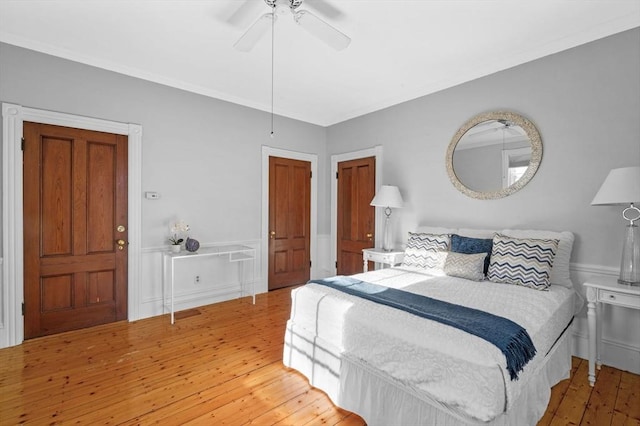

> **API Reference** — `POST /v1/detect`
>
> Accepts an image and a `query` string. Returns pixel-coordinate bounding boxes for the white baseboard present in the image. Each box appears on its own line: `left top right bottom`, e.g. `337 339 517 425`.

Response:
572 329 640 375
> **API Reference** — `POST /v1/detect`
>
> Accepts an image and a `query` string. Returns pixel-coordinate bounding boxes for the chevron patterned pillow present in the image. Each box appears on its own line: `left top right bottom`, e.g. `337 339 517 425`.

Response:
401 232 450 270
487 234 559 290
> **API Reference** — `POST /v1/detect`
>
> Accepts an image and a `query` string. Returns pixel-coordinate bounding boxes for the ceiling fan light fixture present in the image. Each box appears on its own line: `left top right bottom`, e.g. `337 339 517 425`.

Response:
294 10 351 51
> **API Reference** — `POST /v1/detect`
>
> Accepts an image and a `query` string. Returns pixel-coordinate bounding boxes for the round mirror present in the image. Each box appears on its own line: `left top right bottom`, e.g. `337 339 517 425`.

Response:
446 111 542 199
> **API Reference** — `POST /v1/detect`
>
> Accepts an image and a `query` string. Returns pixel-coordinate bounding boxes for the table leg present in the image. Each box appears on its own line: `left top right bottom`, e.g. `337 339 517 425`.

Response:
251 252 256 304
170 257 175 325
596 301 602 370
586 297 597 387
363 257 368 272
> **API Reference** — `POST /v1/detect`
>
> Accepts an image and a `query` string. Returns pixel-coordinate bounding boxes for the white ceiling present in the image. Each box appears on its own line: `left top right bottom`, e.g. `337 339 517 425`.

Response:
1 1 639 127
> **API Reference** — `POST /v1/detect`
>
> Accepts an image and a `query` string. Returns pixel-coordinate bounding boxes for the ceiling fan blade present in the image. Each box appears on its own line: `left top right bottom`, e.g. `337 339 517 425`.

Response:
226 0 266 27
294 10 350 51
304 0 344 20
234 13 275 52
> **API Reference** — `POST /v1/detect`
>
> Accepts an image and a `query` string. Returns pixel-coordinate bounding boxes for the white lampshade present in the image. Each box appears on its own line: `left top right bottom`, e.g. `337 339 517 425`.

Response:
370 185 404 208
591 167 640 205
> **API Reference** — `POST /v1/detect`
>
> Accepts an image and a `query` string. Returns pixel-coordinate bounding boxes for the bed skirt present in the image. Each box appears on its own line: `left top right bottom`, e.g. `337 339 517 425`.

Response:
283 320 572 426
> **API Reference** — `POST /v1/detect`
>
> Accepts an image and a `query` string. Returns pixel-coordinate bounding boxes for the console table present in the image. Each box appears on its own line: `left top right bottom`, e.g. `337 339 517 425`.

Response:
584 275 640 386
163 244 256 324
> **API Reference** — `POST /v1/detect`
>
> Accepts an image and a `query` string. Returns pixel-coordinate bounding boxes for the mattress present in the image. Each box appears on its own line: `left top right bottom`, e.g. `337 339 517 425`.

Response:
284 266 576 423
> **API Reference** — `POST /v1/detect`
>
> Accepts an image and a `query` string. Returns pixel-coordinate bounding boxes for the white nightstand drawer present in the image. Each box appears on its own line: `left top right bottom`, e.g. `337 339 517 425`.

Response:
599 289 640 308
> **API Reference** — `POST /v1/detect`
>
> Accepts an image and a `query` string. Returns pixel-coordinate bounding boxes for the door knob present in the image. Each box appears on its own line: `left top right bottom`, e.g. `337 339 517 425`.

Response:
366 233 373 241
116 239 127 251
270 231 276 239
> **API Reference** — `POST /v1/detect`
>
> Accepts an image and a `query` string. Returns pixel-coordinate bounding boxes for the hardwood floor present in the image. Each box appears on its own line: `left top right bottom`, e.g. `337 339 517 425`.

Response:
1 287 638 425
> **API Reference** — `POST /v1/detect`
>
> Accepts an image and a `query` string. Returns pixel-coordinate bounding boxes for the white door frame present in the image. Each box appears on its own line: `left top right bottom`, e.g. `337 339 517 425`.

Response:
261 146 318 292
1 103 143 348
330 146 383 276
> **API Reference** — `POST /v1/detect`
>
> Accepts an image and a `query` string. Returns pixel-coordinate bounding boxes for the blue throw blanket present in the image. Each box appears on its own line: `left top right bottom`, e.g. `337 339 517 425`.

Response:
309 276 536 380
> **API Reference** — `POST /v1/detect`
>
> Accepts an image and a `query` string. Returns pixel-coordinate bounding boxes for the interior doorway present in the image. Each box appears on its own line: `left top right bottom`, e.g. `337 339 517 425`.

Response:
268 156 311 290
336 156 376 275
330 146 383 276
23 122 129 338
1 102 142 348
260 146 318 294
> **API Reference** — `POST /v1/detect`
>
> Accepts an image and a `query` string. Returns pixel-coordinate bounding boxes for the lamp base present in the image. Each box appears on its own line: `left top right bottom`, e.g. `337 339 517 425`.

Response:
382 214 393 252
618 222 640 286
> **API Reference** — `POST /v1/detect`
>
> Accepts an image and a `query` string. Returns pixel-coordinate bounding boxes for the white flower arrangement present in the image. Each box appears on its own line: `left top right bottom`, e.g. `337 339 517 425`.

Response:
168 220 190 245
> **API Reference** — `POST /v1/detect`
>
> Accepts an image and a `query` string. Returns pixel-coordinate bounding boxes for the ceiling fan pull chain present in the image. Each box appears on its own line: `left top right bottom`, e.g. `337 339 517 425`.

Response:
270 8 275 138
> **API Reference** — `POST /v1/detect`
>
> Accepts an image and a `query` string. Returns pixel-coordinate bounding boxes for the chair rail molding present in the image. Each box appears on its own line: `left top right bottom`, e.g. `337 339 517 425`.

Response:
1 103 143 348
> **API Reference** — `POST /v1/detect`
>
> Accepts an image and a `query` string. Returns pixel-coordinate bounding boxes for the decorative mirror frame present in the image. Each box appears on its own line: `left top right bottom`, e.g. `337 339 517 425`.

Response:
446 110 543 200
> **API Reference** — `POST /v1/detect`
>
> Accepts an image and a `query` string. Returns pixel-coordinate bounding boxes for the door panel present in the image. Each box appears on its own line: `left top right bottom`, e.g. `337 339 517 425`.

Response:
41 137 73 256
337 157 376 275
268 156 311 290
23 122 128 339
87 142 116 253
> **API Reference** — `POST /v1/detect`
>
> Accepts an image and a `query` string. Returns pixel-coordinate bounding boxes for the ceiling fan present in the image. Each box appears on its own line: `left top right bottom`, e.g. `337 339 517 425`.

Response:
470 119 522 138
233 0 351 52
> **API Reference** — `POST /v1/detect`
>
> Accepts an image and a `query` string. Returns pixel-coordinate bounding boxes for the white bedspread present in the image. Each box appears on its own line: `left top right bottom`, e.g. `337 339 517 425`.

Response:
287 266 576 422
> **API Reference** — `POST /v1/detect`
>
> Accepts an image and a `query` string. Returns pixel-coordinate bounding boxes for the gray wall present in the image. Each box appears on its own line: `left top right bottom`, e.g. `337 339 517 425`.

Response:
327 28 640 270
0 42 329 249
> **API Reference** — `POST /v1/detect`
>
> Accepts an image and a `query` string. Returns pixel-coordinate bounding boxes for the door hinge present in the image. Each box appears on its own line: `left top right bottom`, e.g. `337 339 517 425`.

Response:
21 302 25 316
336 171 339 179
310 171 312 179
310 260 312 268
21 137 25 151
335 260 338 268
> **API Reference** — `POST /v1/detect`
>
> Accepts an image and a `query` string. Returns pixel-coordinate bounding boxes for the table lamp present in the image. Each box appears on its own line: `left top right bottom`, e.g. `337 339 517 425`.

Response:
591 166 640 285
370 185 404 251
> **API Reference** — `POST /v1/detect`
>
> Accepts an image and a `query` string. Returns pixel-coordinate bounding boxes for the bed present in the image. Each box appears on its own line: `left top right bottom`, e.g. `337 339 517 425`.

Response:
283 227 584 426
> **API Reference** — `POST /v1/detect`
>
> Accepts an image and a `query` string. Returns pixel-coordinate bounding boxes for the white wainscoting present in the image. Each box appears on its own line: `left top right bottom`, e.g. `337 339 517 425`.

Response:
316 234 334 279
2 247 638 376
0 257 4 347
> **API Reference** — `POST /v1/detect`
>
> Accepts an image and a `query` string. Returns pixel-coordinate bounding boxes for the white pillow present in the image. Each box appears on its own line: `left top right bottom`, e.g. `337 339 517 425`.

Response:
500 229 574 288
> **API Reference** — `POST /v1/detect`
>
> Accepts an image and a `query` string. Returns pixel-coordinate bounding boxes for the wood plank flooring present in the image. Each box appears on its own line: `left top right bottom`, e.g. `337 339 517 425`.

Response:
1 287 638 425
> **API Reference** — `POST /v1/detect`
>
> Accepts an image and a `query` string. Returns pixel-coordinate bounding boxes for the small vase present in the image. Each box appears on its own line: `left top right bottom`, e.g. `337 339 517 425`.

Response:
170 244 181 253
185 237 200 252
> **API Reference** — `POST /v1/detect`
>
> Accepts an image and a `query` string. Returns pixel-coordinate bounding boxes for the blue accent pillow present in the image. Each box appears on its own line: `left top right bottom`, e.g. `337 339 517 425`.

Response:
450 234 493 275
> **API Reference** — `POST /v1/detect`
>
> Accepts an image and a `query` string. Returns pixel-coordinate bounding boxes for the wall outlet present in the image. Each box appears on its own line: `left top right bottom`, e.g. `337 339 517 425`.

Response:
195 275 200 284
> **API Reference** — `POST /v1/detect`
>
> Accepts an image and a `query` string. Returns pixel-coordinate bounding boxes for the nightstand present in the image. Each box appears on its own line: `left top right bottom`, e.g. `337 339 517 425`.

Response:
584 275 640 386
362 248 404 272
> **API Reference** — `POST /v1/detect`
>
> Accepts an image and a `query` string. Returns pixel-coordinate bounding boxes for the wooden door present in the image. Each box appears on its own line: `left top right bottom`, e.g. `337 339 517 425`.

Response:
23 122 128 339
268 156 311 290
337 157 376 275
